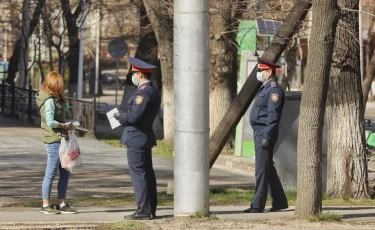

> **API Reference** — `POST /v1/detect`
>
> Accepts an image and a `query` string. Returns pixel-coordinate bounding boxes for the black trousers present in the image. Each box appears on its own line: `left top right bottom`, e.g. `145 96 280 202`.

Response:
127 146 157 214
250 129 288 211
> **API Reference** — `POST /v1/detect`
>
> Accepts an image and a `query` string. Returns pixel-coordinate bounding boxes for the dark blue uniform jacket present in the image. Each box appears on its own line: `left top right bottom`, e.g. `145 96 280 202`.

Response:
250 79 285 138
119 82 161 148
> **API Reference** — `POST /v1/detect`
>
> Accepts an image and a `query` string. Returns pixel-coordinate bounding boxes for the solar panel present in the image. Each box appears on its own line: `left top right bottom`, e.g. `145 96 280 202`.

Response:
256 19 283 37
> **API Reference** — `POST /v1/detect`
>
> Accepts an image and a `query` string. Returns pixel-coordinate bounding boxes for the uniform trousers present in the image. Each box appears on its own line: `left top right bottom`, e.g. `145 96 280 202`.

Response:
127 146 157 214
250 128 288 211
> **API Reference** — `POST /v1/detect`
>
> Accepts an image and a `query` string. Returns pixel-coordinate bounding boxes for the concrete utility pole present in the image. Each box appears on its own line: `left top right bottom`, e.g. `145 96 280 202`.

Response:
19 0 30 88
77 0 86 100
173 0 210 216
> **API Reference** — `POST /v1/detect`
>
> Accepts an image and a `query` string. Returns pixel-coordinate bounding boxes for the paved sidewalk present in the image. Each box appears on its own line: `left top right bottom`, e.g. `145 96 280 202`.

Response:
1 206 375 229
1 112 375 229
0 115 251 206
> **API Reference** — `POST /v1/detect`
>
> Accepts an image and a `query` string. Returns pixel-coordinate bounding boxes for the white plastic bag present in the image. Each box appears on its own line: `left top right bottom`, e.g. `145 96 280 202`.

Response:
59 130 82 172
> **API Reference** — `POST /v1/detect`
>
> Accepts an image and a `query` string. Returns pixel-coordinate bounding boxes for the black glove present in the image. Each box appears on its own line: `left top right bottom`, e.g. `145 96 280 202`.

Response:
261 138 269 149
114 112 120 120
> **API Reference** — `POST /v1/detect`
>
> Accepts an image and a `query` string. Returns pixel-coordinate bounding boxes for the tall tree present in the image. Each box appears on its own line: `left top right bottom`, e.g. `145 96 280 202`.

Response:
60 0 86 96
295 0 339 217
142 0 174 143
6 0 46 86
209 0 312 167
326 0 369 199
363 3 375 109
209 0 246 146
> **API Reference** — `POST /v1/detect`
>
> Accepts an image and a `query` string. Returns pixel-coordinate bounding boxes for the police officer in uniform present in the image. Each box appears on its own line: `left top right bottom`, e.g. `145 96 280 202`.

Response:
244 57 288 213
114 57 161 220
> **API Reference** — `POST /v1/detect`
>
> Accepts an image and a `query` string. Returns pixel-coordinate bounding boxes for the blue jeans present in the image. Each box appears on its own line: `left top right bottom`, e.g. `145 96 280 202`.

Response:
42 143 70 200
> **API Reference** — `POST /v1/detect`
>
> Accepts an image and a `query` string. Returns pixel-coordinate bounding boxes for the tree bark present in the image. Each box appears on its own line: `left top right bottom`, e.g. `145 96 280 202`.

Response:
362 5 375 109
60 0 83 96
209 0 236 144
143 0 174 143
295 0 339 217
363 52 375 109
209 0 312 168
6 0 46 86
326 0 369 199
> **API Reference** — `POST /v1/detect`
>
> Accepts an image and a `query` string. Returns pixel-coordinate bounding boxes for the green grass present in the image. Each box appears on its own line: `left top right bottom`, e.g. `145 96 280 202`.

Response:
308 212 342 222
96 133 125 148
152 140 174 158
96 134 174 158
9 187 375 208
97 221 147 230
95 135 234 158
189 210 210 218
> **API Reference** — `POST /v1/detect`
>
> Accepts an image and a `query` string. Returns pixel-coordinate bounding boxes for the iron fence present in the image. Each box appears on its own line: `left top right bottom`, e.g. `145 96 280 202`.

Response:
0 82 96 136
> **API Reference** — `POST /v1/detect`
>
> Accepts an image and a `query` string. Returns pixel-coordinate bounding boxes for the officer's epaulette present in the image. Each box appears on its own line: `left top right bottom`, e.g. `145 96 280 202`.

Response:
271 82 277 88
139 85 147 90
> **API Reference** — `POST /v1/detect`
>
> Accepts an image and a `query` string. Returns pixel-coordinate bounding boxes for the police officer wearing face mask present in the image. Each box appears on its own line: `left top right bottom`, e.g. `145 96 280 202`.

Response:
113 57 161 220
244 57 288 213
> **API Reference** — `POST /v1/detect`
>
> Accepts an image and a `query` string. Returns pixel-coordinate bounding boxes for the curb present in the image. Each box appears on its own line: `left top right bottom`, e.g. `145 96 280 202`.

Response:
213 155 255 176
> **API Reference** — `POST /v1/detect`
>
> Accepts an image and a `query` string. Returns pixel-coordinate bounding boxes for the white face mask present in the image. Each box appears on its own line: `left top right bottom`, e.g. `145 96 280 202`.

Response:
132 74 139 86
256 72 265 83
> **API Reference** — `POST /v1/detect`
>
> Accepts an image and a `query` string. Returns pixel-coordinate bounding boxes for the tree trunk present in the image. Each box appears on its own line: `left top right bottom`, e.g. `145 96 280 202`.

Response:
363 52 375 109
48 44 53 71
209 0 312 168
159 40 174 142
295 0 339 217
6 0 45 86
60 0 82 96
363 6 375 109
143 0 174 142
326 0 369 199
209 0 235 145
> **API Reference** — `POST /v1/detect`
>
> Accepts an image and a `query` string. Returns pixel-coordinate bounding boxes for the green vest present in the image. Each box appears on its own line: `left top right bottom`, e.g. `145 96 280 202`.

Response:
36 90 67 143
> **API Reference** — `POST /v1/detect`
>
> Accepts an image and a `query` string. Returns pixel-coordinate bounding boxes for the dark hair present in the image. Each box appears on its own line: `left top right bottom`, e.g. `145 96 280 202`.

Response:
142 72 151 80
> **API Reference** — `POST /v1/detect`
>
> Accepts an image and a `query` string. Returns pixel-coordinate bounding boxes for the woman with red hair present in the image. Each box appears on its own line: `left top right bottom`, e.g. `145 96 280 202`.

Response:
36 71 76 214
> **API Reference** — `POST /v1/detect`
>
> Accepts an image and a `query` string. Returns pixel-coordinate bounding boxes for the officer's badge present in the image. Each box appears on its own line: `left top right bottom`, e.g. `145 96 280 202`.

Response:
135 95 144 104
271 94 279 102
139 85 147 90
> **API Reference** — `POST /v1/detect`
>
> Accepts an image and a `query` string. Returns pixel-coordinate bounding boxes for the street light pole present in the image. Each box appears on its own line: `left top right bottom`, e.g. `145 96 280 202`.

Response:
77 0 86 100
173 0 210 216
95 2 100 96
4 28 7 61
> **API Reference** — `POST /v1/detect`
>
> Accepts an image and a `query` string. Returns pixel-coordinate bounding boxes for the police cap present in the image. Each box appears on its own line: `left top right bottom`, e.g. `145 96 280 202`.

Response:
257 57 281 71
129 57 156 74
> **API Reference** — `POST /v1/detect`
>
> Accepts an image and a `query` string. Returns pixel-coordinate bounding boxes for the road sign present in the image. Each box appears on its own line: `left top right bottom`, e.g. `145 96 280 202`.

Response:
108 39 128 59
108 38 128 107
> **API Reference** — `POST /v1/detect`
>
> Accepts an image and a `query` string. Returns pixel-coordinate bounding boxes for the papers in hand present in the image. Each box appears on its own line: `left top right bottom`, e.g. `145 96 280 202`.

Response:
106 108 121 129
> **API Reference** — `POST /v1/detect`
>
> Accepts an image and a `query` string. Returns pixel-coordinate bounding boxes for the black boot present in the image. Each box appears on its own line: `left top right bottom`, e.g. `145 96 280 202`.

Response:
124 211 151 220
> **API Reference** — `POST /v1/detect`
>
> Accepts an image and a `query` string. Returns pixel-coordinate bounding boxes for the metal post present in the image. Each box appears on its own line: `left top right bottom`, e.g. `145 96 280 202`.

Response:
115 52 119 107
90 97 96 136
1 82 5 112
95 3 100 96
4 28 8 61
73 93 78 121
359 0 364 83
11 85 15 117
19 0 30 89
27 84 32 121
173 0 210 216
77 0 86 100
